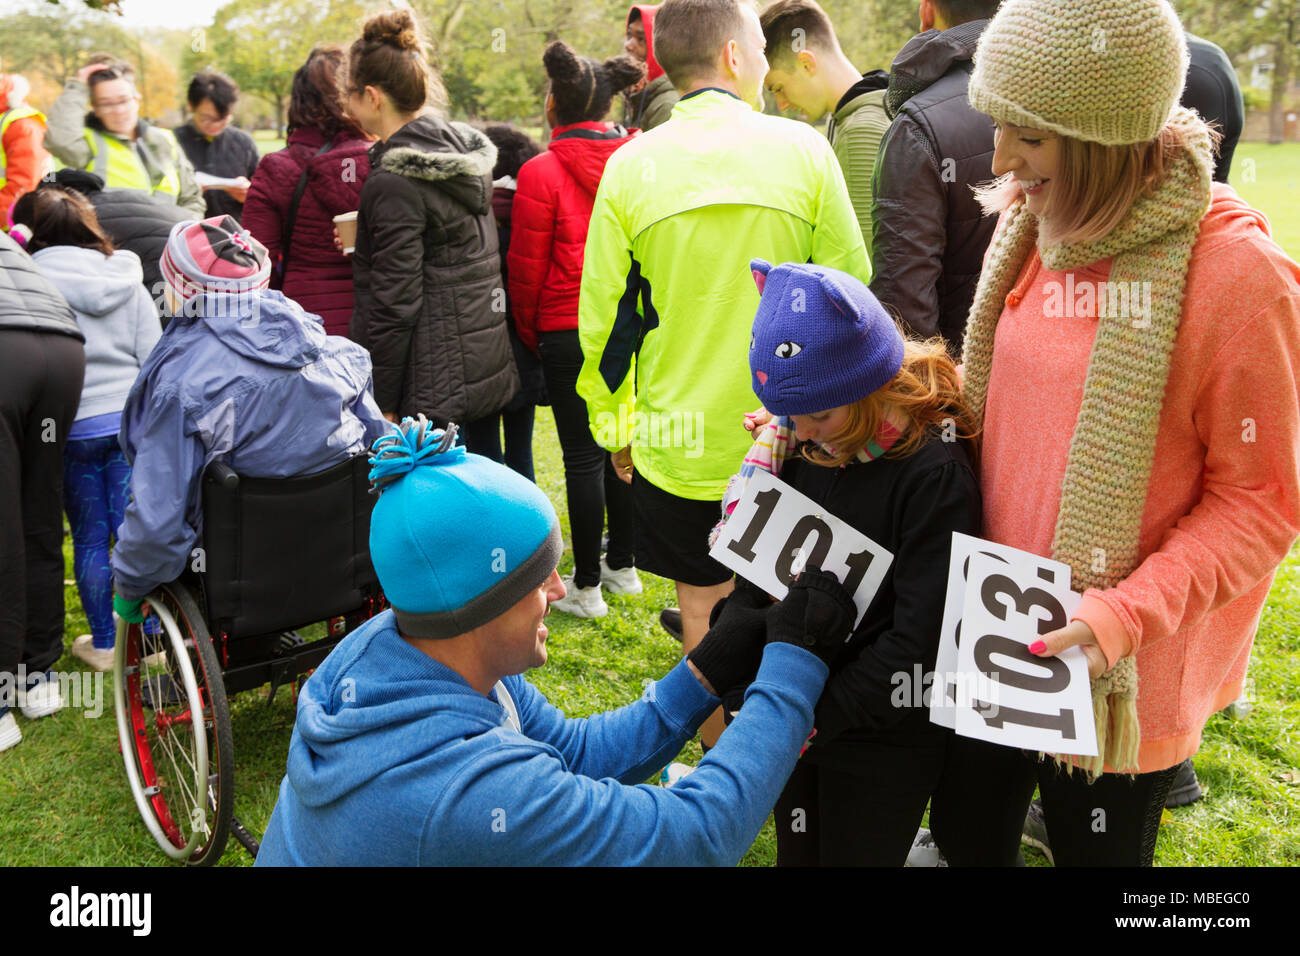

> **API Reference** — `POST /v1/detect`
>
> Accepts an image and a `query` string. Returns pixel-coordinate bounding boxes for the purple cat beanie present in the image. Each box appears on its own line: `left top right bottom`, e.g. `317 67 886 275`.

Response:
748 259 904 416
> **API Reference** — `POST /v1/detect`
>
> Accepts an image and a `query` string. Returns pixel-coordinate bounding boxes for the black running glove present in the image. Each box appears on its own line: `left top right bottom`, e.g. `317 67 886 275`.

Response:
765 567 857 666
687 579 773 698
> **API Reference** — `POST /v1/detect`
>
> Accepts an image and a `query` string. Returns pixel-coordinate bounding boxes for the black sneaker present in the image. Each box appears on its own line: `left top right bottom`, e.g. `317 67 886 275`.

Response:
659 607 683 643
1164 758 1204 808
1021 798 1054 865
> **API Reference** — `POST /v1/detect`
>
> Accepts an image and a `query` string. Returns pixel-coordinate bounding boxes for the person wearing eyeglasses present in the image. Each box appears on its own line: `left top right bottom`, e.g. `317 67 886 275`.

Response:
44 56 206 218
174 71 260 222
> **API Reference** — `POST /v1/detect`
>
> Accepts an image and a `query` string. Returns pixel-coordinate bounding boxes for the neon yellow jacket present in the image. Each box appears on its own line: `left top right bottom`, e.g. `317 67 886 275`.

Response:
577 88 871 500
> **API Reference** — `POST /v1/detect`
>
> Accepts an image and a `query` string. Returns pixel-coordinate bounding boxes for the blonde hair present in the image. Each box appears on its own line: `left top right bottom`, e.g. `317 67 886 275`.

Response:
975 122 1220 246
803 337 981 468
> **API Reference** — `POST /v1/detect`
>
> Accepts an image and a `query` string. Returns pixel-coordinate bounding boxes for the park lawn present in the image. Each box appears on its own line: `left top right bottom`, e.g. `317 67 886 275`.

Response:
1 142 1297 867
1231 142 1300 261
0 403 1296 867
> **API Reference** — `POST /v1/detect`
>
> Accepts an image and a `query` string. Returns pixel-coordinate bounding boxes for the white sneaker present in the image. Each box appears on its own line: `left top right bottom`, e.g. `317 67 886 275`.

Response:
600 557 643 595
0 711 20 753
18 671 64 720
550 579 609 619
659 762 696 787
71 635 115 673
905 828 949 867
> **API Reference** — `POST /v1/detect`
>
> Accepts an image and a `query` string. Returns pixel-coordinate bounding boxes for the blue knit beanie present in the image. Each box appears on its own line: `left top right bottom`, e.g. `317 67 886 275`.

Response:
367 417 562 639
748 259 904 416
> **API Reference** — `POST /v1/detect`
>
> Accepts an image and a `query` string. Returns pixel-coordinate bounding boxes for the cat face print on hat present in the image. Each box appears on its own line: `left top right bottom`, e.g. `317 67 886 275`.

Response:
748 259 903 416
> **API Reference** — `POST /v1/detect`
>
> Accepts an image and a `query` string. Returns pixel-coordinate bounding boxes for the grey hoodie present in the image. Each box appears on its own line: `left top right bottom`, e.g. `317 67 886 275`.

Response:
31 246 161 422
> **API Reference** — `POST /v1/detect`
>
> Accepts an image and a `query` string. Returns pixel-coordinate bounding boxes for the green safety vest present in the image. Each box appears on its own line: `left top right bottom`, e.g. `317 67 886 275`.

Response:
0 105 51 189
83 124 182 199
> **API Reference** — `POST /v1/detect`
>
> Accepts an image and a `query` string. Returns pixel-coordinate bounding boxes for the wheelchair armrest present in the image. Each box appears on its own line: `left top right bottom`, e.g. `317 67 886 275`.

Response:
207 461 240 491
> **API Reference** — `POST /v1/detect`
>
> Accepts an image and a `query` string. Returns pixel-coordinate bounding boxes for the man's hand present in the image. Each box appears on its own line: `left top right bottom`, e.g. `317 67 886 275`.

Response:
383 412 397 423
687 582 773 699
224 176 251 203
76 64 107 84
1029 620 1107 679
612 446 633 484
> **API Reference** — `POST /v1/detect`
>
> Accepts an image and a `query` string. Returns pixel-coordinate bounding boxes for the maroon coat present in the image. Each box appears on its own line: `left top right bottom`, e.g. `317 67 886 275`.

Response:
506 122 637 352
242 126 372 337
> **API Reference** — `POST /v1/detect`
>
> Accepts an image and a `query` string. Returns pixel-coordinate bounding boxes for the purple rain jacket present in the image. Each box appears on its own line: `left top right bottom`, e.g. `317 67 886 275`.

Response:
110 289 389 600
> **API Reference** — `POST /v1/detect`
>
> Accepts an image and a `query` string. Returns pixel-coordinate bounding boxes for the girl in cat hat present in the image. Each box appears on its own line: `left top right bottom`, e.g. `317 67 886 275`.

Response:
718 258 981 866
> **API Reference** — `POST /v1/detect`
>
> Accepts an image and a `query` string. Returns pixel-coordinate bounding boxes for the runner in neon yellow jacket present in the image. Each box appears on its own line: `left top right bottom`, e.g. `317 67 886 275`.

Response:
577 88 871 502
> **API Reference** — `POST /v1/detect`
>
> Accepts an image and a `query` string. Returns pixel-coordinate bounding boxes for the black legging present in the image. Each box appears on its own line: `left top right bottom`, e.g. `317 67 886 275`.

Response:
929 733 1180 867
0 329 86 691
537 330 635 589
774 732 948 866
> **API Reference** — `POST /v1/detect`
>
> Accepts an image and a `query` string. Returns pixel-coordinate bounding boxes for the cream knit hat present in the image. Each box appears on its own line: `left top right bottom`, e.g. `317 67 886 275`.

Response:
968 0 1189 145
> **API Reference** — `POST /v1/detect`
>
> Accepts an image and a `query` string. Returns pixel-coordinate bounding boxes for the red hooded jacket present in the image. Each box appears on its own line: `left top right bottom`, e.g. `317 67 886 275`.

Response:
242 126 372 337
507 121 638 351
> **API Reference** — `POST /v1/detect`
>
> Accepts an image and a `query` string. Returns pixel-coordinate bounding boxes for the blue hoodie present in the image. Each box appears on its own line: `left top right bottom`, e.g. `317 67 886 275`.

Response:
110 290 389 600
256 610 829 866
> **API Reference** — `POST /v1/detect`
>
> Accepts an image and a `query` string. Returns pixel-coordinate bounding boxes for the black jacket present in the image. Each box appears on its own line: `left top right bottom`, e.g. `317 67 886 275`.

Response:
869 20 996 354
350 115 519 423
778 435 981 765
1184 32 1244 185
0 230 82 341
173 123 261 221
53 169 191 316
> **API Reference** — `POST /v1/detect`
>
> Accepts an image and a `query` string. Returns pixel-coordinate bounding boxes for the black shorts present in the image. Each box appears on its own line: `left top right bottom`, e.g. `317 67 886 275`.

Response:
631 472 732 587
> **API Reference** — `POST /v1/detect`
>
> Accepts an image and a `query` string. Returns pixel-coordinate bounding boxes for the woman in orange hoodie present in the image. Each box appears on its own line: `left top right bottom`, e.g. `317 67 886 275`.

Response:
930 0 1300 866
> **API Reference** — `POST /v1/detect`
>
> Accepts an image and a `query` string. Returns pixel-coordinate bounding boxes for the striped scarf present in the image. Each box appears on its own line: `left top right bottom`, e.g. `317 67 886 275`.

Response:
960 108 1214 775
709 415 902 547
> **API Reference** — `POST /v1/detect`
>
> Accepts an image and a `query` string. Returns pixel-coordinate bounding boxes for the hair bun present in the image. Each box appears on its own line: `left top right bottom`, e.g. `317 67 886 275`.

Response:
601 54 646 94
363 10 421 52
542 40 583 85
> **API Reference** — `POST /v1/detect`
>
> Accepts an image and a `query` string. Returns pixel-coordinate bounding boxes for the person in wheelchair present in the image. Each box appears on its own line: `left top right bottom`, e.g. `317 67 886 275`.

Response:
110 215 388 624
257 415 854 866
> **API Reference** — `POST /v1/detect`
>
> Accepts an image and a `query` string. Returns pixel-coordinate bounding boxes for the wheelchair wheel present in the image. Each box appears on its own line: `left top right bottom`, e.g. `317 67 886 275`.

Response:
113 582 234 866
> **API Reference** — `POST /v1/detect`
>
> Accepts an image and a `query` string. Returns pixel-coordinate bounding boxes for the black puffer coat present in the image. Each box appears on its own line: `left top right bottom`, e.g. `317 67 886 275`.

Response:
350 114 519 423
869 19 996 354
0 230 81 341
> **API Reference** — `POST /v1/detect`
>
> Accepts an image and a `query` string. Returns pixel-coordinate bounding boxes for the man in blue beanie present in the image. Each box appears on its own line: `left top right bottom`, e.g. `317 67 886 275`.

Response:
258 415 856 866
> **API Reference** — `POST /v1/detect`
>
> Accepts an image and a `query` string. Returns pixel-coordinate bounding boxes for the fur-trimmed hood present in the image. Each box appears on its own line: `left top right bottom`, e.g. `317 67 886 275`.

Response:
373 114 497 216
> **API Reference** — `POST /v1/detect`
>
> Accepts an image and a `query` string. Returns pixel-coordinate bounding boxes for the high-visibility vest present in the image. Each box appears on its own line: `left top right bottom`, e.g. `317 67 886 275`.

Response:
83 124 182 199
0 105 52 189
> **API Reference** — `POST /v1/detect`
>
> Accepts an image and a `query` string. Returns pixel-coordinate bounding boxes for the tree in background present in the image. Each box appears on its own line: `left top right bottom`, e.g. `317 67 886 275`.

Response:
185 0 370 133
0 6 179 121
1176 0 1299 144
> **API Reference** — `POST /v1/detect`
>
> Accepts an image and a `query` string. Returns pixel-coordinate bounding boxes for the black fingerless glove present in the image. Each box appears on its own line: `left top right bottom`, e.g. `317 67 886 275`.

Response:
688 579 773 698
765 566 857 666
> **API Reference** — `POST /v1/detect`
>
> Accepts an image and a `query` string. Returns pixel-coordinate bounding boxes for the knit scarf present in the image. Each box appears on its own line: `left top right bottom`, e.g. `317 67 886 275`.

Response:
961 108 1214 775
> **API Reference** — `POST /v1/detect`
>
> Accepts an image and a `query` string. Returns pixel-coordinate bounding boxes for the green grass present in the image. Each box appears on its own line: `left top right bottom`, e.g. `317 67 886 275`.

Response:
253 129 285 155
2 148 1298 867
2 404 1296 866
1230 143 1300 260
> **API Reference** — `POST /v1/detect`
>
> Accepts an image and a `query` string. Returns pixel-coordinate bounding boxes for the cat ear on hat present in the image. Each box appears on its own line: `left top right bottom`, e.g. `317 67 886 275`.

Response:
816 268 860 319
750 258 773 295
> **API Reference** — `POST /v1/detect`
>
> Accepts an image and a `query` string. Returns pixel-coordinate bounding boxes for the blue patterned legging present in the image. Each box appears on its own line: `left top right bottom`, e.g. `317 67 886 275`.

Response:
63 435 132 648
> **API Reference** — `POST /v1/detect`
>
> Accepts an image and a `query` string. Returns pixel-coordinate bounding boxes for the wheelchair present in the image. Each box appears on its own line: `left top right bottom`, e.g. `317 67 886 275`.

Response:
112 454 384 866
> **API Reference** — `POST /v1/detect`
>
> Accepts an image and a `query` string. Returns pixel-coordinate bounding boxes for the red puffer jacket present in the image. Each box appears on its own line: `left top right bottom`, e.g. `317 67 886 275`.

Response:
507 122 638 352
242 126 372 337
